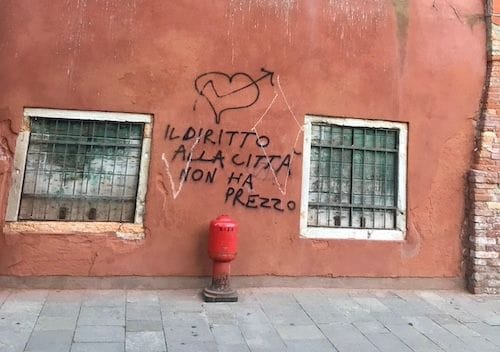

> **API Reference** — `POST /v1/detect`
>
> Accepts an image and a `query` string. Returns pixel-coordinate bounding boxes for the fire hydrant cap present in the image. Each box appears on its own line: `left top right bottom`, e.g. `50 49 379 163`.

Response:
213 214 237 223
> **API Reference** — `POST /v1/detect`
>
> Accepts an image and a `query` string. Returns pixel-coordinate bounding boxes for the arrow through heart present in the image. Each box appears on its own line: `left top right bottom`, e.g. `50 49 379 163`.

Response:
193 68 274 124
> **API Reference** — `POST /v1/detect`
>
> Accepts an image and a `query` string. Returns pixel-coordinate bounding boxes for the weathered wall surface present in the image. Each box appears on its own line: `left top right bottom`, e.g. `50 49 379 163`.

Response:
468 0 500 294
0 0 486 277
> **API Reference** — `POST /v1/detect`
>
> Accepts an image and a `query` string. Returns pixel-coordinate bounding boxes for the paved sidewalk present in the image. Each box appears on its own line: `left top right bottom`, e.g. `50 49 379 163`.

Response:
0 288 499 352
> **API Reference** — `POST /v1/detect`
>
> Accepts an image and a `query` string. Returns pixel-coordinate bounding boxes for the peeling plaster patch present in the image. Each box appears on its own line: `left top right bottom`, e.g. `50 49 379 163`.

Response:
0 135 12 229
400 218 422 259
226 0 391 61
0 138 11 169
62 0 138 85
63 0 88 85
227 0 298 37
103 0 137 36
324 0 389 33
226 0 298 63
311 240 330 250
0 118 17 153
116 231 144 240
101 0 138 63
465 14 485 29
322 0 391 59
391 0 410 70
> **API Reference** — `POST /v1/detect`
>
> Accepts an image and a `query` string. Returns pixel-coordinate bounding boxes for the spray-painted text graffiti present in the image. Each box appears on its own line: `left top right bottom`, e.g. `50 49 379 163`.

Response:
161 68 303 212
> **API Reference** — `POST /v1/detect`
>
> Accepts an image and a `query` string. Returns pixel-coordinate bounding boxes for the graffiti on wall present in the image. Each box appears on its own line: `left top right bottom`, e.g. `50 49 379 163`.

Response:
193 68 275 124
161 68 303 212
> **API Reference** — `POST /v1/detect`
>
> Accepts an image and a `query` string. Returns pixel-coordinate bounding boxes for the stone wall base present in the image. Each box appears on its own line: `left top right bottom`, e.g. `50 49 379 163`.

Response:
0 276 465 290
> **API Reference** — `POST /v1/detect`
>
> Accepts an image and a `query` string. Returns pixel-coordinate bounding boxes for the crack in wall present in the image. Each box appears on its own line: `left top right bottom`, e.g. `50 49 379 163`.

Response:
87 251 99 275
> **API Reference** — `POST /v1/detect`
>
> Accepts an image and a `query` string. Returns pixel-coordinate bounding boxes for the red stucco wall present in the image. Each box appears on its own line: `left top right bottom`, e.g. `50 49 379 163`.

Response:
0 0 486 277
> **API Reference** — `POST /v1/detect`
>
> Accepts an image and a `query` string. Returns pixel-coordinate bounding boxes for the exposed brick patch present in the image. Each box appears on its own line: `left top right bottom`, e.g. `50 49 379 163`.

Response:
468 1 500 294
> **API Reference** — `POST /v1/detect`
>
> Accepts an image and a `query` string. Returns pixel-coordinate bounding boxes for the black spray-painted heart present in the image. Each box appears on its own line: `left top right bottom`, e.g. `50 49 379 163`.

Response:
193 69 274 124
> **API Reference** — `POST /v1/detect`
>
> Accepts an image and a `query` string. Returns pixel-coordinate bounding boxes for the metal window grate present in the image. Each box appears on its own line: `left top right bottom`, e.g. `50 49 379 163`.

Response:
18 117 144 222
308 123 399 229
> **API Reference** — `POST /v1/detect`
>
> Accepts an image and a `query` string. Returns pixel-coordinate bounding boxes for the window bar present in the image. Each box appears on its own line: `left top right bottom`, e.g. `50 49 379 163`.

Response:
349 127 355 227
337 126 348 226
43 120 55 220
360 214 366 228
29 118 45 219
43 120 58 220
70 121 80 220
129 124 145 222
120 123 132 222
316 125 322 226
323 126 328 225
394 131 400 227
59 120 71 220
372 130 377 226
337 128 342 211
383 131 388 229
328 125 334 227
83 121 96 221
361 128 367 228
334 214 340 226
331 126 336 226
96 121 108 201
78 119 88 221
107 123 120 221
71 120 84 221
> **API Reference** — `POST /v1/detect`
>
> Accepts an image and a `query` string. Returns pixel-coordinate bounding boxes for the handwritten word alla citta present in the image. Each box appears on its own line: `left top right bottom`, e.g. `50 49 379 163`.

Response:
165 125 293 174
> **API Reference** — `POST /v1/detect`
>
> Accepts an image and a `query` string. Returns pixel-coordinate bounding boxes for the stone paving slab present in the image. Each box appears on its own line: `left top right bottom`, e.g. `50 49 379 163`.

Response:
0 288 498 351
70 342 124 352
74 326 125 343
78 306 125 326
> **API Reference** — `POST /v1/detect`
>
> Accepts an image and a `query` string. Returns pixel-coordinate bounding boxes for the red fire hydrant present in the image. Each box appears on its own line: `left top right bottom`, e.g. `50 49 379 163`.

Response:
203 215 239 302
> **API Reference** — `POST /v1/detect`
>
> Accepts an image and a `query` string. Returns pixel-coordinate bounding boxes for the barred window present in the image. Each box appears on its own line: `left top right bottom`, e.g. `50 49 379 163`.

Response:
6 109 152 224
300 116 407 240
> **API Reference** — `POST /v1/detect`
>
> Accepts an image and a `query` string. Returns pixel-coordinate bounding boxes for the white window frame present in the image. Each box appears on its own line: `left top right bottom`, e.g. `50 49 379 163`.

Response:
4 108 152 238
300 115 408 241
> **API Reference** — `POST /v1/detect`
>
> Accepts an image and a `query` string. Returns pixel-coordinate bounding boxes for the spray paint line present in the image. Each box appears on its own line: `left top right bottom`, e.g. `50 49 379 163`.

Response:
253 125 303 196
249 92 279 192
251 75 303 196
276 75 301 129
162 72 301 199
284 127 304 190
161 137 201 199
251 128 285 194
251 93 278 130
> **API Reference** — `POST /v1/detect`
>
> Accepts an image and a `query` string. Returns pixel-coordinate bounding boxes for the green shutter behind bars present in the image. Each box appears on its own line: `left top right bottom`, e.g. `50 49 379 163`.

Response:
308 123 398 229
19 117 144 222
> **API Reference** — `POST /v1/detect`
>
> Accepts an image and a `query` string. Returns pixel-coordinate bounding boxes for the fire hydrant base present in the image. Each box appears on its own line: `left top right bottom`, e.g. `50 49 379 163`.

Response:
202 287 238 303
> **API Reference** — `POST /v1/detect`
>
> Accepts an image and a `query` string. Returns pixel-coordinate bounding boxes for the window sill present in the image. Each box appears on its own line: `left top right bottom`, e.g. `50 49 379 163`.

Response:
3 221 145 240
300 227 405 241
